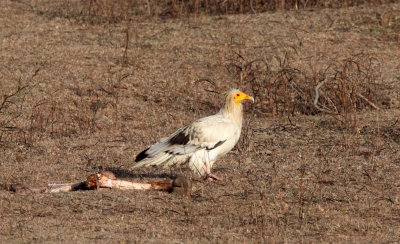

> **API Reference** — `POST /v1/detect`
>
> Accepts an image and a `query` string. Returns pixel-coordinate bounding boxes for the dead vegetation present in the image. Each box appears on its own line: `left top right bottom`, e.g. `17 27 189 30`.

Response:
228 51 386 133
1 0 400 243
25 0 399 23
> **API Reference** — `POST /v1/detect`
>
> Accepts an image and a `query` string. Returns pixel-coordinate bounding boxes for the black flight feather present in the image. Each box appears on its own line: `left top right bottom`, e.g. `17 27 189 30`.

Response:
168 131 190 145
135 131 189 162
135 147 150 162
206 140 226 150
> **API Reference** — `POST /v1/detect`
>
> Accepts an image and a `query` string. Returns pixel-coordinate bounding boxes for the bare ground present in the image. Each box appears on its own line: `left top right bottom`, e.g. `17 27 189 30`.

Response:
1 1 400 243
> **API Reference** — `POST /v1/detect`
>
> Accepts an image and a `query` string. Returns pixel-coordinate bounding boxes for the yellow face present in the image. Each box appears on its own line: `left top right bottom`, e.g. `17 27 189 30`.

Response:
233 91 254 106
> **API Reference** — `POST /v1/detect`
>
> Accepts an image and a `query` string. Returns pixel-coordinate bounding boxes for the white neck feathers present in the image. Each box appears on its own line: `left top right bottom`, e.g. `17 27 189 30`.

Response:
219 91 243 127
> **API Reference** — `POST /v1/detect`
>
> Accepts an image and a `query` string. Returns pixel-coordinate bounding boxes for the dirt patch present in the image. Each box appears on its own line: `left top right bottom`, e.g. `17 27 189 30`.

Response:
1 1 400 242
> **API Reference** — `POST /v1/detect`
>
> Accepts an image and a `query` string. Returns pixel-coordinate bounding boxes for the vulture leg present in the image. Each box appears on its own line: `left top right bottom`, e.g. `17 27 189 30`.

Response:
203 163 222 181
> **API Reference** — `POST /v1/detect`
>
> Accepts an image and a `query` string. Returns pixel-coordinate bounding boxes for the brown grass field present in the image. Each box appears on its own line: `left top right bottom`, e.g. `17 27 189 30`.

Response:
1 0 400 243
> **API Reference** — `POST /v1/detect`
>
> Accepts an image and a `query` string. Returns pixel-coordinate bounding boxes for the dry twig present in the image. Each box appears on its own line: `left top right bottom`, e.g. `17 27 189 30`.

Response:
313 76 338 115
356 93 380 110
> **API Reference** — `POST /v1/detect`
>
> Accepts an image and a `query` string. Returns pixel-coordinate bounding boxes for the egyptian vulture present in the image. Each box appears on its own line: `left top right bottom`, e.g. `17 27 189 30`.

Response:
132 89 254 180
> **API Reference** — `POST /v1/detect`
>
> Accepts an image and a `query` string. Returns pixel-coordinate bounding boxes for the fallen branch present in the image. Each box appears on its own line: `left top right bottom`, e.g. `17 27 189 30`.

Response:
7 171 192 198
356 93 380 110
313 75 338 115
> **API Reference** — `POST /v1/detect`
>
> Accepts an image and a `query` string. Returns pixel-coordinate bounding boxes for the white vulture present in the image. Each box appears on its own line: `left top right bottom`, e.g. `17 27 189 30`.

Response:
132 89 254 181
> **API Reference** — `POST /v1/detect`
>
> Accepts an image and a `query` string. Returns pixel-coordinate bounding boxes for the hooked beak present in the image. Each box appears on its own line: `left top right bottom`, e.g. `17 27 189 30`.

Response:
245 95 255 103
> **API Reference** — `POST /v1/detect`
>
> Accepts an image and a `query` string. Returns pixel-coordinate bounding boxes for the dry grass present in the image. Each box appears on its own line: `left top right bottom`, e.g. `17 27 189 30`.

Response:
24 0 399 23
1 0 400 243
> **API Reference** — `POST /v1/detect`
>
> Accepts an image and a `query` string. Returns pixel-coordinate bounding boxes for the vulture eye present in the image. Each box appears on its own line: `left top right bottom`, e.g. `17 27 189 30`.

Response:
236 93 240 96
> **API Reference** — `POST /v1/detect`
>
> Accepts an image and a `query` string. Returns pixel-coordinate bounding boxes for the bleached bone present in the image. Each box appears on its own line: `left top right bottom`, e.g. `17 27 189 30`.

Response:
8 171 191 198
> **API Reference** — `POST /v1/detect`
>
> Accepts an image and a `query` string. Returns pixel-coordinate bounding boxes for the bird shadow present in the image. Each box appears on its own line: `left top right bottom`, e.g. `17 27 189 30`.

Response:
103 167 175 179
